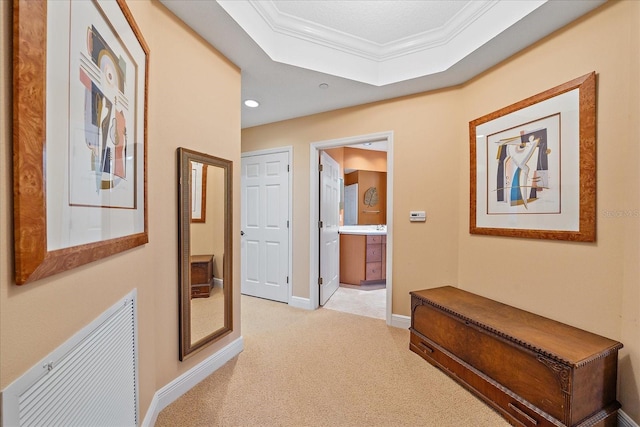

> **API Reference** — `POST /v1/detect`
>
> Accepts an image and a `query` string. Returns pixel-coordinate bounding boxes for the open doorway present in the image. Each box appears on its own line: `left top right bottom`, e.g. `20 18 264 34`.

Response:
309 131 393 325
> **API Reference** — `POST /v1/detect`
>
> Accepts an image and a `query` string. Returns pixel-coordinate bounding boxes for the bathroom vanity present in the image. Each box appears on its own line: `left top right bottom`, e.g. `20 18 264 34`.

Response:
339 226 386 286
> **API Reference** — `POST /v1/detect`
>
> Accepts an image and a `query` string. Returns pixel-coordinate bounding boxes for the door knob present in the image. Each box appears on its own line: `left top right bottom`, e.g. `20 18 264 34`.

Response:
241 230 245 236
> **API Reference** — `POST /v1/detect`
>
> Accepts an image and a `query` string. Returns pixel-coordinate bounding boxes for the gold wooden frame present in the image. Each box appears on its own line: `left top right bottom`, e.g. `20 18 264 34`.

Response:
190 162 207 223
177 148 233 360
13 0 149 284
470 72 596 241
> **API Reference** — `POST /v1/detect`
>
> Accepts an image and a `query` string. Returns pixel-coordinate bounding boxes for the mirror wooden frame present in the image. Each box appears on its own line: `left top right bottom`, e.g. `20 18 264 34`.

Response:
177 148 233 360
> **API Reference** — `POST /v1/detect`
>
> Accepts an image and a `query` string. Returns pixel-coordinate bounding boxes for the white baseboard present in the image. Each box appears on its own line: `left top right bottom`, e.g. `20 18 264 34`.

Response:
141 336 244 427
213 278 223 288
390 313 411 329
289 295 313 310
620 410 639 427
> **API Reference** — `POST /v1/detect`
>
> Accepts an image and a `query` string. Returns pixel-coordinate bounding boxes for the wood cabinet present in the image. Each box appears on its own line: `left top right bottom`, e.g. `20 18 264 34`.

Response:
365 235 385 282
410 286 622 427
339 234 386 285
190 254 214 298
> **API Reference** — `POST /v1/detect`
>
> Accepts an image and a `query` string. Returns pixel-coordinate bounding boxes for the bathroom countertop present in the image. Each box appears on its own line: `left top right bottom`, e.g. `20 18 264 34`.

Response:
338 225 387 235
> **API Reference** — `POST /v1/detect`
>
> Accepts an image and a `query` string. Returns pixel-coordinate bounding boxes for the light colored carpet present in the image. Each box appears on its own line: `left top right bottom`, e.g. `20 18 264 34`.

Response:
155 295 510 427
191 286 225 344
322 286 386 319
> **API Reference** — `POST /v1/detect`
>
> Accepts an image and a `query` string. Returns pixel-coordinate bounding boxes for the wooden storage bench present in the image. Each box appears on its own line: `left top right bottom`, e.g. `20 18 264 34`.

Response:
409 286 623 427
190 254 214 298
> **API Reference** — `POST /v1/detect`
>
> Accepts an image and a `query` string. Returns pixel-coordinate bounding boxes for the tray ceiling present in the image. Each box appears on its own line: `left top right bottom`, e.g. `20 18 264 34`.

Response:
160 0 604 128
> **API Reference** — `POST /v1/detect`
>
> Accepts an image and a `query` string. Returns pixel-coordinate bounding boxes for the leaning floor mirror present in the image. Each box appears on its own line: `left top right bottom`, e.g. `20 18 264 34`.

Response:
177 147 233 360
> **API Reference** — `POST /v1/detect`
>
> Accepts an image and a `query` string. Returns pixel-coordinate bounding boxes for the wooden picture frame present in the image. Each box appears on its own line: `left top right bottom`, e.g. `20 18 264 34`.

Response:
190 162 207 223
470 72 596 241
13 0 149 285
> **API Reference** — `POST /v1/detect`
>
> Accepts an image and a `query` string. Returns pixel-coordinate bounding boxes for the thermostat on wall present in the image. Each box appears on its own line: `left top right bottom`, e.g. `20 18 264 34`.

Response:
410 211 426 222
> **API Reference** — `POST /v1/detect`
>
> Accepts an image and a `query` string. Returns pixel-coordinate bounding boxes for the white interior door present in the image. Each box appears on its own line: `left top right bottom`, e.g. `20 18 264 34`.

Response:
241 152 290 303
319 151 340 305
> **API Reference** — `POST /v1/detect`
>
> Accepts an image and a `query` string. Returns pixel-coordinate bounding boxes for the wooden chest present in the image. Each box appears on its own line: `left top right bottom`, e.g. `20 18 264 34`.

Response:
190 254 214 298
409 286 623 427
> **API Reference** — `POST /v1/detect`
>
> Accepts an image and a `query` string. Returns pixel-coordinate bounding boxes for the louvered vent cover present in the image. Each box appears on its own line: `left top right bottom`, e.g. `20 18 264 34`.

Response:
2 290 138 427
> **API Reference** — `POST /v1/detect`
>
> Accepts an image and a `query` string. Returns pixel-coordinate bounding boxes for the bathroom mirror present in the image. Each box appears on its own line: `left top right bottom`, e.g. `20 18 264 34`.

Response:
177 147 232 360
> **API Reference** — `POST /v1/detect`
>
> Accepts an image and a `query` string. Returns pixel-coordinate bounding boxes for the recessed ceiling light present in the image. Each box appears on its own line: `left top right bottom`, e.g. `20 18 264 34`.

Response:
244 99 260 108
319 83 329 89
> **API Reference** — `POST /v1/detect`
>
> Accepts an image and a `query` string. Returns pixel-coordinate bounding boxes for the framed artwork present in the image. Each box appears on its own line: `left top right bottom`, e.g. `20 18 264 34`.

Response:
13 0 149 285
469 72 596 241
190 162 207 223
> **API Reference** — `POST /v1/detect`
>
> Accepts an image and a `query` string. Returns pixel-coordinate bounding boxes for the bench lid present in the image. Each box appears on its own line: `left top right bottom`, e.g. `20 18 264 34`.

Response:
411 286 623 367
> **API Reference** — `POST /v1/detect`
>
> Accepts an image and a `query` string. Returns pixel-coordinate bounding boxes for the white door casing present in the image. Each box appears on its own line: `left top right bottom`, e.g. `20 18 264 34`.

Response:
319 151 340 305
309 131 393 324
241 151 290 303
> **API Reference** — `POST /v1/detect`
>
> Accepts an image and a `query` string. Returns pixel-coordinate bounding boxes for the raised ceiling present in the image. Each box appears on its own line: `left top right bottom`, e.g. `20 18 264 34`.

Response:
160 0 604 128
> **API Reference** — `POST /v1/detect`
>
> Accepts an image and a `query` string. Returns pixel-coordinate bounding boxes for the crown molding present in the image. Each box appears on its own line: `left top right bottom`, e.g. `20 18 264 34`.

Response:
218 0 547 86
251 0 498 62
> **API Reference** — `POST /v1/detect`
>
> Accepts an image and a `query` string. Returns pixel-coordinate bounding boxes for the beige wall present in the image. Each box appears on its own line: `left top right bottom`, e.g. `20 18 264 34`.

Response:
324 147 387 173
243 88 462 302
323 147 344 170
0 0 241 423
343 147 387 172
459 2 639 420
242 1 639 422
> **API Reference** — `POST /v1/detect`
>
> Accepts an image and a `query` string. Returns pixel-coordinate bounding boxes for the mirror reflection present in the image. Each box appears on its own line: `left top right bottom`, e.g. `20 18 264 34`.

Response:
178 148 232 360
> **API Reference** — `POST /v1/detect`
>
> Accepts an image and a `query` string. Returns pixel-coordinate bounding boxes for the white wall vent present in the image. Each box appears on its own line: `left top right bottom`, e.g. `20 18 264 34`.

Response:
2 289 139 427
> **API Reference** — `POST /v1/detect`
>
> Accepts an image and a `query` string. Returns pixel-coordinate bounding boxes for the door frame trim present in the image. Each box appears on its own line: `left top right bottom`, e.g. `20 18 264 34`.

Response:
309 131 394 324
241 146 293 304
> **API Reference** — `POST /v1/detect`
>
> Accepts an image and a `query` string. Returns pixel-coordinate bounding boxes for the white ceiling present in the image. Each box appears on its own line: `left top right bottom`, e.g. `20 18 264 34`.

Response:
159 0 604 129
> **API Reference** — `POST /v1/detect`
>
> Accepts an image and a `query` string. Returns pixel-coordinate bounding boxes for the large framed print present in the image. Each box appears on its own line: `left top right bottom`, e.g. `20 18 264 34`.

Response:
469 72 596 242
13 0 149 285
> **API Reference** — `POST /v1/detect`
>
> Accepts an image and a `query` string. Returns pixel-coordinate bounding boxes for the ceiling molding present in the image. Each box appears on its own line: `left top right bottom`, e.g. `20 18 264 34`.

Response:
160 0 607 128
250 1 497 61
218 0 547 86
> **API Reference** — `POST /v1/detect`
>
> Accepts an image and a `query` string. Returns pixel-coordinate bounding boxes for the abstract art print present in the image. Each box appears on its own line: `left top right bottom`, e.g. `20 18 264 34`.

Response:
487 114 560 215
470 73 596 241
69 1 138 209
13 0 149 284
